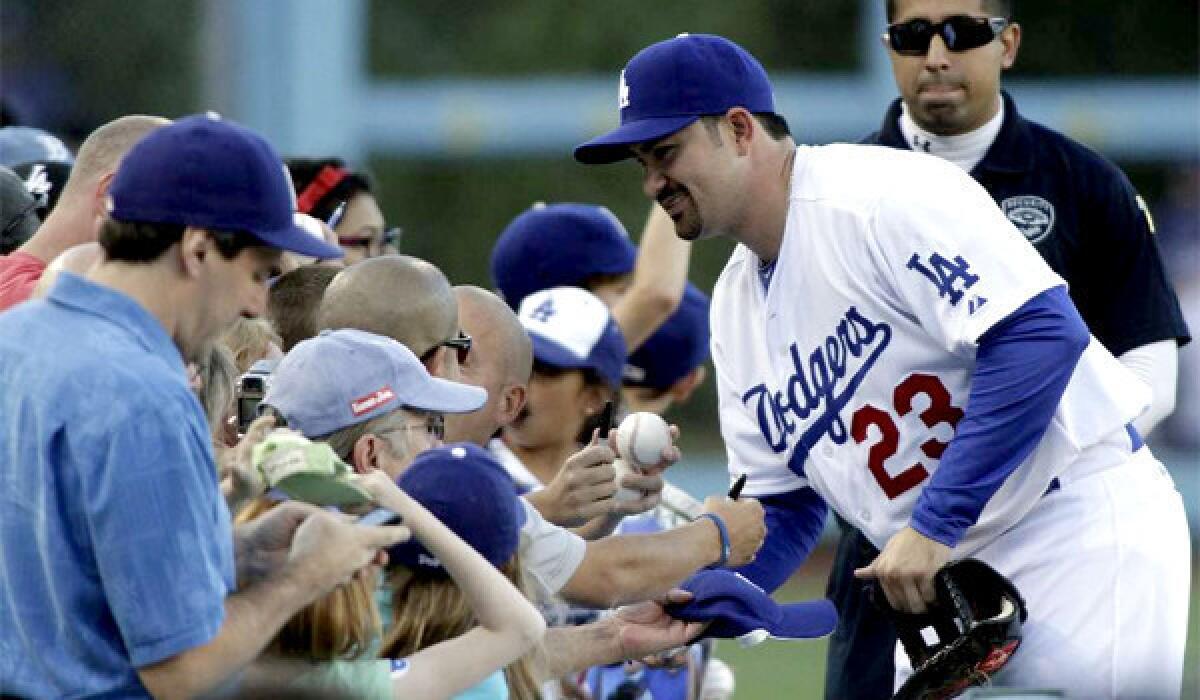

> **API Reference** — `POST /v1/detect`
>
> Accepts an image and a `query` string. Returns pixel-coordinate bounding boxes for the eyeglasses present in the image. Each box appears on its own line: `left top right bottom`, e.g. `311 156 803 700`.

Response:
384 412 445 441
884 16 1009 56
422 330 472 365
337 227 404 254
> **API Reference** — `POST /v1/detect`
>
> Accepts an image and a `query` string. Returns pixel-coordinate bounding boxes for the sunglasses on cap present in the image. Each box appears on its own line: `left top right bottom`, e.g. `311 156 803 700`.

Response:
421 329 472 365
885 15 1009 56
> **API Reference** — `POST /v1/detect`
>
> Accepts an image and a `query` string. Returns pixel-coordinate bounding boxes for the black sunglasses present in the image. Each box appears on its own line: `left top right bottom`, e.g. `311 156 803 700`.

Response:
885 15 1009 56
422 330 472 365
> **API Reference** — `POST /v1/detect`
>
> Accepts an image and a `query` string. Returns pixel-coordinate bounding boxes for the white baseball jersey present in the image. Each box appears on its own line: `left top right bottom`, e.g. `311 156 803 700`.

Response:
711 144 1150 554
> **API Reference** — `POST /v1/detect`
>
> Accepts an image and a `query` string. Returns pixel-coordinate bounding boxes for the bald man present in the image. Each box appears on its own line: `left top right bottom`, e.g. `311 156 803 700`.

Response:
445 285 532 446
317 254 465 379
0 115 170 311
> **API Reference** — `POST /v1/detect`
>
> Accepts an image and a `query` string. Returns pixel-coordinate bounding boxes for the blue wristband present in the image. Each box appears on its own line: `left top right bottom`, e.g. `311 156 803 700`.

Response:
697 513 732 569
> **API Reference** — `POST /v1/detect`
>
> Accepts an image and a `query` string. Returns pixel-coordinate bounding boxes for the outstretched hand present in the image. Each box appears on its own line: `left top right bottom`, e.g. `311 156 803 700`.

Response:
614 589 708 660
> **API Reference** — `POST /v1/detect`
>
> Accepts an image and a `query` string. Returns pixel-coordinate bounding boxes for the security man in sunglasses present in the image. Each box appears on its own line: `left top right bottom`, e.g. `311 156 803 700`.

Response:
823 1 1192 697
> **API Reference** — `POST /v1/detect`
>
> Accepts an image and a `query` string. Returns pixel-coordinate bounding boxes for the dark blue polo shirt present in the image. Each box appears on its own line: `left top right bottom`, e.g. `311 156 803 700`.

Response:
866 91 1190 356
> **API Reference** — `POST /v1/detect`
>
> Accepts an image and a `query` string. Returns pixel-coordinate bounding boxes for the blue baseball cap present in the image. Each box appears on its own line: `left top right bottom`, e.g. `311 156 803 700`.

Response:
264 329 486 438
0 126 74 167
518 286 627 388
382 443 524 575
107 113 343 259
490 202 637 310
666 569 837 646
624 283 710 390
574 34 777 165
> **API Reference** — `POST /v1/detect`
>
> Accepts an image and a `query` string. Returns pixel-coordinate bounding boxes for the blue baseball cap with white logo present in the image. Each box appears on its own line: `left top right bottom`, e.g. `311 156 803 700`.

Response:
490 202 637 310
382 443 524 575
107 113 343 259
624 283 710 390
264 329 486 438
666 569 837 646
574 34 777 165
518 286 627 388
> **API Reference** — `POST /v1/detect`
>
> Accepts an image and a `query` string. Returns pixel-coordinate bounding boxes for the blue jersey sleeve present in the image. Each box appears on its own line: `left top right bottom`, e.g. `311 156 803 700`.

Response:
910 286 1089 547
733 487 828 593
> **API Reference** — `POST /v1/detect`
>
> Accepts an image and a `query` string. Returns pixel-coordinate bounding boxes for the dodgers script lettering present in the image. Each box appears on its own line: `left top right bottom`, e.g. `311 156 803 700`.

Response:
741 307 891 476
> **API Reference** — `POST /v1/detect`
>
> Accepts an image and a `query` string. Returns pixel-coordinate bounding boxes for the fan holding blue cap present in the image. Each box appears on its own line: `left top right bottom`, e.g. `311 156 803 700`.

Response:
665 569 837 646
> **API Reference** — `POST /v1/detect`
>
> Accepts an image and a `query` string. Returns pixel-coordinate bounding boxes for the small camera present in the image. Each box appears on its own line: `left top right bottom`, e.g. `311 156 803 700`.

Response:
235 358 279 435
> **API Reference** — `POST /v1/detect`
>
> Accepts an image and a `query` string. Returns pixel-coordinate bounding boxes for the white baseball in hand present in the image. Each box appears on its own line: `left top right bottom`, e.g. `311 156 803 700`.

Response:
615 411 672 470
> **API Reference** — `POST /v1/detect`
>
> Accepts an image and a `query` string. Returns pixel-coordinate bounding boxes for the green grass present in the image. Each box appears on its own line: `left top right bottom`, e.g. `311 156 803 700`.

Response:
714 547 1200 698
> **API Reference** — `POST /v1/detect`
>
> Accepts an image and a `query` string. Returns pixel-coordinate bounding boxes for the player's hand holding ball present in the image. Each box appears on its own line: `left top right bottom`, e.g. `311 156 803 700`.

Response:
611 412 680 514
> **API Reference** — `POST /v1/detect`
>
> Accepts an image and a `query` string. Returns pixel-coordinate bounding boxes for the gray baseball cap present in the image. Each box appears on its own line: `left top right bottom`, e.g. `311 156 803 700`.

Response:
264 328 487 438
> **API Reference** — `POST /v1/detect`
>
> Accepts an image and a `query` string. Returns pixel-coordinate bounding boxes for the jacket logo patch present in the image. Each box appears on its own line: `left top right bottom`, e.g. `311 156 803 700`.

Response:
1001 195 1056 244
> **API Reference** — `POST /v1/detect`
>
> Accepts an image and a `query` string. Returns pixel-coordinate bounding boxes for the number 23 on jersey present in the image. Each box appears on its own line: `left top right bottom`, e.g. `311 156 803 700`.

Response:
851 373 963 499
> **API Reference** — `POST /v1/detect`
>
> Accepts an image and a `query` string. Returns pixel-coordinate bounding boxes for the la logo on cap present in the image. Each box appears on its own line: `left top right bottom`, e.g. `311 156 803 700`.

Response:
618 70 630 110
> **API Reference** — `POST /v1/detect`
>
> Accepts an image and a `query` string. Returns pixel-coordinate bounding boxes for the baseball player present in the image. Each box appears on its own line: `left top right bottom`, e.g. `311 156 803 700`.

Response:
825 2 1193 697
574 33 1190 697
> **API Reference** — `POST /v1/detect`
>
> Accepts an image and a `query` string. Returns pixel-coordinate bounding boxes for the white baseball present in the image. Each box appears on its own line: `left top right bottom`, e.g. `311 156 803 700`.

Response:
615 411 672 470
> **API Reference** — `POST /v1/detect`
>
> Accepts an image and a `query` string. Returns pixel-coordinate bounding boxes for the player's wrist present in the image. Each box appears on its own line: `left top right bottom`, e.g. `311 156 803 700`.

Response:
696 512 732 568
907 512 960 549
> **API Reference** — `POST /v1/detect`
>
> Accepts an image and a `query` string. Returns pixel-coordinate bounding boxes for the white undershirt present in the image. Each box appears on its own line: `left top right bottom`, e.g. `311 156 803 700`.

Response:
899 98 1005 172
1119 339 1179 437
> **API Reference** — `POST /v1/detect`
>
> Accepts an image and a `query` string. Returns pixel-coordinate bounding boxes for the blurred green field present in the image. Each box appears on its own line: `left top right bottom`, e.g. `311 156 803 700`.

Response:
714 547 1200 699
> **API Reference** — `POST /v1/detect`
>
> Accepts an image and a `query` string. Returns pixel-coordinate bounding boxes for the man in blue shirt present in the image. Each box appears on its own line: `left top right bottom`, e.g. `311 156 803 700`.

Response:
0 114 409 698
824 1 1191 697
